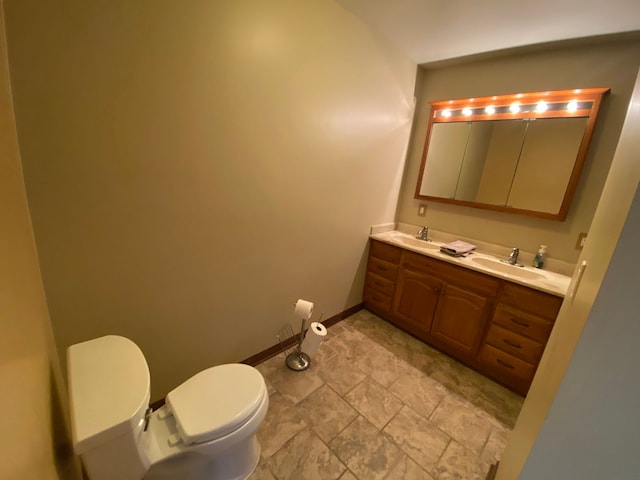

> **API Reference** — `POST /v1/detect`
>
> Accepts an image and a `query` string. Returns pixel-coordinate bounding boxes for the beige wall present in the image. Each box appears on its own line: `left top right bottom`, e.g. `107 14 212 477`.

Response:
4 0 416 400
398 37 640 262
0 6 79 480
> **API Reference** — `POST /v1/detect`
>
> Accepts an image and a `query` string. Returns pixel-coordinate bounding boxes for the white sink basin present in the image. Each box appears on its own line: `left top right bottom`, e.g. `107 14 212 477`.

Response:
391 235 441 250
471 257 545 280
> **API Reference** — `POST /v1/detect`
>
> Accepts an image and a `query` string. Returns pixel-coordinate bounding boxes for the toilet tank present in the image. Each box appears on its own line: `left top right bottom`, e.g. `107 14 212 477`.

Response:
68 335 152 480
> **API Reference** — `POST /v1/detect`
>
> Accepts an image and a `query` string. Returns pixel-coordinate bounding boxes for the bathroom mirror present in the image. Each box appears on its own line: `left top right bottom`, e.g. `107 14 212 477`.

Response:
415 88 609 220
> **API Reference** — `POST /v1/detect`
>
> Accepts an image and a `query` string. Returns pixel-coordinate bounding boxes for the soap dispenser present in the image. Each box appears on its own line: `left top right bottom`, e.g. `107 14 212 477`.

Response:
533 245 547 269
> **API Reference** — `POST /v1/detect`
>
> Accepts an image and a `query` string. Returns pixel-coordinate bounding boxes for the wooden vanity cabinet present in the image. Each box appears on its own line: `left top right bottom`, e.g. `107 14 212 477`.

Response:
477 283 562 395
363 239 564 395
390 249 499 361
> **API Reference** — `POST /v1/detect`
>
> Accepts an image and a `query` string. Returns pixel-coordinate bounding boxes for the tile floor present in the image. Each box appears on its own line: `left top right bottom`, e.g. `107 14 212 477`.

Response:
249 309 524 480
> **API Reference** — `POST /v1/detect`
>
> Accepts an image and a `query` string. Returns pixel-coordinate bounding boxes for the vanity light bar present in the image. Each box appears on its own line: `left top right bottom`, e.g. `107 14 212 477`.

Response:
430 87 610 123
435 101 592 118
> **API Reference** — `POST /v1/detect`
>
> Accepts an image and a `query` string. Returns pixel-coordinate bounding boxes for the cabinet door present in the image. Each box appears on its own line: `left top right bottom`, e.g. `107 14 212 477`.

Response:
429 283 491 359
392 265 441 338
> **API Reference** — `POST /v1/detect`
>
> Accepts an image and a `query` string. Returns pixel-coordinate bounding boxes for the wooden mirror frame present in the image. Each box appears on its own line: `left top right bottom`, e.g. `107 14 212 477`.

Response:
415 87 610 221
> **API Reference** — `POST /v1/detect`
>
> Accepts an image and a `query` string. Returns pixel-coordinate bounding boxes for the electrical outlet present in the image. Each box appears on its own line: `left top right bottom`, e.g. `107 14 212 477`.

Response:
576 232 587 249
418 204 427 217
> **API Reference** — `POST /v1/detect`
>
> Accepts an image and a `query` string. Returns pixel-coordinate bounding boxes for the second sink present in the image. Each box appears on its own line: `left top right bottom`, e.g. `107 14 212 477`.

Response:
470 257 545 280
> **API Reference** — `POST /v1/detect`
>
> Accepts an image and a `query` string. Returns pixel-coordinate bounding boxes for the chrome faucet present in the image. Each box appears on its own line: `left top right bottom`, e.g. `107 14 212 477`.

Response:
416 226 430 241
505 247 520 265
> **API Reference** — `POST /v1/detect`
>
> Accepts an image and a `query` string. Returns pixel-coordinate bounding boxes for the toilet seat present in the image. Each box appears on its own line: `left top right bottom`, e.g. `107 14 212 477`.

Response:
165 363 266 445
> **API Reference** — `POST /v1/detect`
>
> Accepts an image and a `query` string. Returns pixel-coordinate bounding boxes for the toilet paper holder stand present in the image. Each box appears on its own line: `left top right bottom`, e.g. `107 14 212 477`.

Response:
277 311 324 372
285 316 311 371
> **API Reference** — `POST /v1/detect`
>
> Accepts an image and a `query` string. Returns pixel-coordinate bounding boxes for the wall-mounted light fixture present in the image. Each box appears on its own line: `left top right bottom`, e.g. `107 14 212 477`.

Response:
431 88 607 122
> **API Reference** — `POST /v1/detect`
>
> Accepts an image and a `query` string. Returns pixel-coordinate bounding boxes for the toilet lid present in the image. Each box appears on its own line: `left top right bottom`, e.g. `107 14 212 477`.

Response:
166 363 266 445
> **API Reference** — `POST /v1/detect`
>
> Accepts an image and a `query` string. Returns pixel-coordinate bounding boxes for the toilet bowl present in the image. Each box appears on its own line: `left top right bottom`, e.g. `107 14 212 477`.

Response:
67 335 269 480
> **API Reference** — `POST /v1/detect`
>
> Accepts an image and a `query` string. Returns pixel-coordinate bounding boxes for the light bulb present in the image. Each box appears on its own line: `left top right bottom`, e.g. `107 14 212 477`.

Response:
567 100 578 112
462 107 472 116
485 105 495 115
441 109 452 118
509 102 521 114
535 101 548 113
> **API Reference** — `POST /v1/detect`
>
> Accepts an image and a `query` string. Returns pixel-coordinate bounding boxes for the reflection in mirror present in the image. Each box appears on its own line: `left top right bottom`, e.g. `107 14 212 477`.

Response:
474 120 527 205
419 123 470 198
415 88 609 220
453 122 494 202
508 117 588 213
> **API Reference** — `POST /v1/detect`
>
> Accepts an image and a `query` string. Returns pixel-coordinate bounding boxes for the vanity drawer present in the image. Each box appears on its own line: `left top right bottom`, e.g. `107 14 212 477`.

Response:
485 324 544 364
493 304 553 343
477 344 535 384
368 257 398 282
365 272 395 297
500 283 562 319
370 240 402 264
364 290 392 313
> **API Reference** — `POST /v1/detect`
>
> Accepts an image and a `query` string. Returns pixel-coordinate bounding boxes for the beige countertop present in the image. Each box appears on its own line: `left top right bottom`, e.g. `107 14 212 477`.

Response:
370 230 571 297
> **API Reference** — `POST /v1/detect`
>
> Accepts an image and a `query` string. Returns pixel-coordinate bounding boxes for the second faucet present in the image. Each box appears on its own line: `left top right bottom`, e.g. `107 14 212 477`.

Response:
416 226 430 241
505 247 520 265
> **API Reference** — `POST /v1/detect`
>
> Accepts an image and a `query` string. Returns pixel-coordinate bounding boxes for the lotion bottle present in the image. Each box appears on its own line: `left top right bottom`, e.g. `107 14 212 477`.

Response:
533 245 547 269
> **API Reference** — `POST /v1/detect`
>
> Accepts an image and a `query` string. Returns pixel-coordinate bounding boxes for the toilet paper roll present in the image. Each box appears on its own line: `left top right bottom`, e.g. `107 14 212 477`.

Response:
301 322 327 359
294 299 314 320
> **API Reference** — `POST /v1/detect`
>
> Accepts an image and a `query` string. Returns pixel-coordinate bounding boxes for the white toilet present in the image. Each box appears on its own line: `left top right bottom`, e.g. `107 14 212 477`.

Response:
67 335 269 480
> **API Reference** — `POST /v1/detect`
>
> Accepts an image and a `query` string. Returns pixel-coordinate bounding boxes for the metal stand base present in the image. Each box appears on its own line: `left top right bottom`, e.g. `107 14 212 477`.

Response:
286 351 310 371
